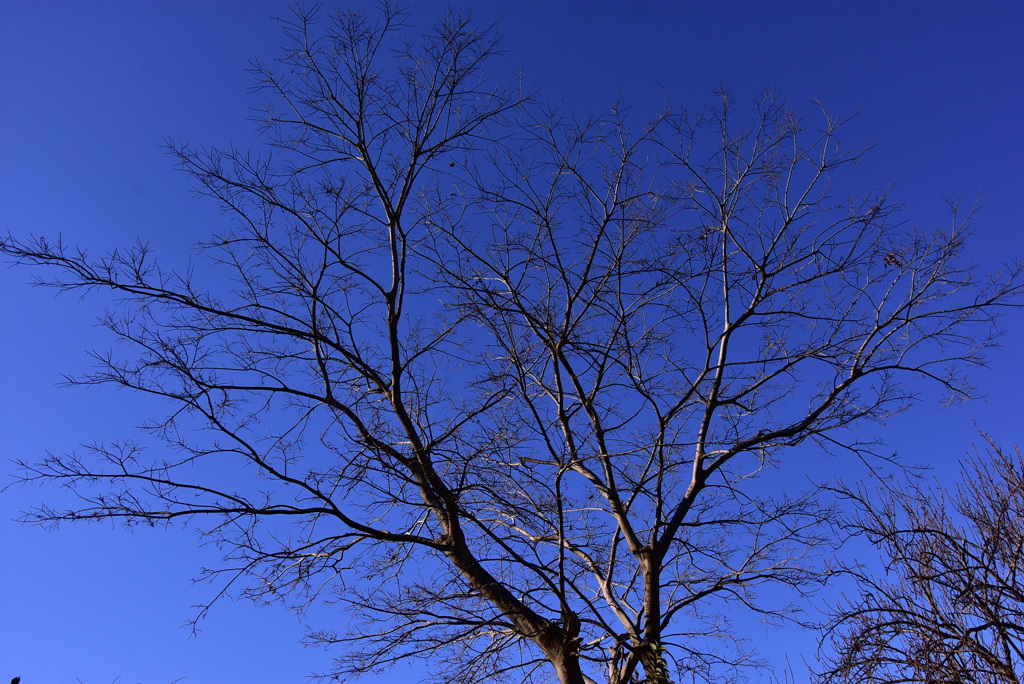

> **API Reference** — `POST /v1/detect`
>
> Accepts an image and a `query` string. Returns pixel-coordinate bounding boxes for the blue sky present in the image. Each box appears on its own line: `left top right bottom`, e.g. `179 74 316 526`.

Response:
1 1 1022 682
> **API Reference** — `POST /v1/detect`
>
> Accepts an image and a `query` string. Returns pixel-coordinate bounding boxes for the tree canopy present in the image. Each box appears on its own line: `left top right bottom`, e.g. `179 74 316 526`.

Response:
820 436 1024 683
3 4 1022 684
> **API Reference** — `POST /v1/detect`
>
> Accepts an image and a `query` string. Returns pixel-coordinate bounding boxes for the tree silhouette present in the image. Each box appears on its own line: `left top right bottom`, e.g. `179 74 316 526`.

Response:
819 436 1024 683
3 4 1022 683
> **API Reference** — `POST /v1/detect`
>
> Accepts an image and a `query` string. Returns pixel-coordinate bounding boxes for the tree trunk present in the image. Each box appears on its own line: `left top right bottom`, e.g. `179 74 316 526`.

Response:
550 647 593 684
640 559 673 684
639 643 671 684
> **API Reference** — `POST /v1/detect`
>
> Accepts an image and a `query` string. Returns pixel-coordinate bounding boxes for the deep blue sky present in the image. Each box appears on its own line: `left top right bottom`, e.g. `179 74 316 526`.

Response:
2 1 1022 683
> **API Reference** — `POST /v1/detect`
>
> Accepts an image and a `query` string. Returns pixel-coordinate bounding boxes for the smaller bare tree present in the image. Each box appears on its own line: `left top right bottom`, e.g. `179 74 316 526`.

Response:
818 435 1024 684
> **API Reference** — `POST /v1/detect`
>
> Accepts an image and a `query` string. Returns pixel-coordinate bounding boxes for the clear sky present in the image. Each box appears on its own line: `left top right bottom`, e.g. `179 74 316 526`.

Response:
1 1 1022 683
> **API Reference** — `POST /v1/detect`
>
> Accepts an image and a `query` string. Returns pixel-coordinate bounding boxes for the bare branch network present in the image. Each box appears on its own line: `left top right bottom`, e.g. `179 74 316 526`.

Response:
3 4 1022 684
820 436 1024 684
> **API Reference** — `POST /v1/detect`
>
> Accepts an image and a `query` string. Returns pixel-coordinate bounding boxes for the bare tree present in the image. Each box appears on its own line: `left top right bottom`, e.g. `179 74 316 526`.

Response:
818 436 1024 684
3 4 1021 684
